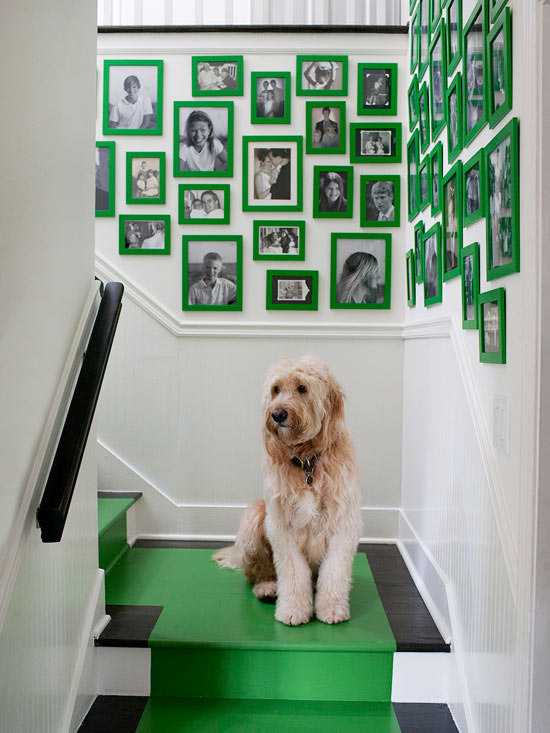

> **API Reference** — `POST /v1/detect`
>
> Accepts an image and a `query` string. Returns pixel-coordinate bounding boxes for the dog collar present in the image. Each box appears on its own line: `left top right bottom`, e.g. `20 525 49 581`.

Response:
290 454 317 486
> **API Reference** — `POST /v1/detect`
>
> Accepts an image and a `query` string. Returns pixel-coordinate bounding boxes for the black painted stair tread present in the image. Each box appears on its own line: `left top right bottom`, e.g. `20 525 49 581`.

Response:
96 605 163 647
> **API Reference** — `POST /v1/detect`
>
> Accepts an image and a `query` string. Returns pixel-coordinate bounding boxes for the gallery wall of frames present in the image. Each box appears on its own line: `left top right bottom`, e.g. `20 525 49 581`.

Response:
406 0 516 364
95 33 408 319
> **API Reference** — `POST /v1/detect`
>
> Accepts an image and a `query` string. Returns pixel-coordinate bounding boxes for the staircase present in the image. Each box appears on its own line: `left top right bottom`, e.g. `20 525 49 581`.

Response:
80 494 458 732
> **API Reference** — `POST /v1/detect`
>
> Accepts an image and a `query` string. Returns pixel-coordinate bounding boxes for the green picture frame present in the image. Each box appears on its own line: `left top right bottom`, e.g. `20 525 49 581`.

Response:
442 160 463 281
419 0 431 80
430 141 443 216
330 232 392 309
487 7 512 129
313 166 353 218
295 55 348 96
419 155 430 212
103 60 163 136
446 71 463 164
359 175 400 228
407 131 420 222
95 141 115 217
460 242 480 330
446 0 463 76
191 56 244 96
478 287 506 364
182 235 243 311
485 116 520 280
119 214 170 255
178 184 230 225
414 219 425 283
418 82 430 154
266 270 318 310
252 220 306 261
305 101 346 155
408 76 419 132
489 0 508 23
430 0 442 30
463 148 485 226
406 249 417 307
173 101 234 178
126 151 166 205
349 123 402 164
250 72 291 124
357 63 398 116
429 18 447 142
462 0 489 147
242 136 304 212
411 5 421 74
422 221 443 307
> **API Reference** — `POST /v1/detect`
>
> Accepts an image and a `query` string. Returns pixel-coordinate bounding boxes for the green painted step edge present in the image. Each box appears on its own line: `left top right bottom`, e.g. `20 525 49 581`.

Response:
98 512 130 575
98 497 136 537
136 697 402 733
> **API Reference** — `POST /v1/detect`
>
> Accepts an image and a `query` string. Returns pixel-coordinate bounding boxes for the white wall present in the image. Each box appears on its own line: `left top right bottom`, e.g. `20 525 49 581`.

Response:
0 1 99 731
95 30 409 538
401 1 541 731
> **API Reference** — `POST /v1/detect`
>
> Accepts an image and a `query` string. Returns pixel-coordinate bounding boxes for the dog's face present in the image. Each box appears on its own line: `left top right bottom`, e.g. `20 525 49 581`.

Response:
262 357 345 448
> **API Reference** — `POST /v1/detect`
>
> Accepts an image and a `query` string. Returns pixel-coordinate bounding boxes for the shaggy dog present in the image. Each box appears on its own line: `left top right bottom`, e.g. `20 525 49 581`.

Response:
214 356 362 626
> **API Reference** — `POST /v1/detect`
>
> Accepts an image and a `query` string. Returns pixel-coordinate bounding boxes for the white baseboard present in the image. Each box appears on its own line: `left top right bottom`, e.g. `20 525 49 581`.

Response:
392 652 454 703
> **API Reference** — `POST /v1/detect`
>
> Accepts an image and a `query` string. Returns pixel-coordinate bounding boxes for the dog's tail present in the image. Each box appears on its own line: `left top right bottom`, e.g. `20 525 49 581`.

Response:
212 543 242 569
212 499 269 577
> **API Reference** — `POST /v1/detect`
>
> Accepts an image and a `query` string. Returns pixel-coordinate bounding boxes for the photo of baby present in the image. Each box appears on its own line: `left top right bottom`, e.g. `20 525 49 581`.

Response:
179 186 229 225
131 158 160 199
361 130 392 156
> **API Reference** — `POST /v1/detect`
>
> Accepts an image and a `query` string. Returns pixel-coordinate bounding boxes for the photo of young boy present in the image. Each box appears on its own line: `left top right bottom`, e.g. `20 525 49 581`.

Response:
187 245 237 306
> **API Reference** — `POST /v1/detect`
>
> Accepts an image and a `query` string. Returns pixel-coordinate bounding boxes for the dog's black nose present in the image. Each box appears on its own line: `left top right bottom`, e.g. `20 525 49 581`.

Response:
272 408 288 424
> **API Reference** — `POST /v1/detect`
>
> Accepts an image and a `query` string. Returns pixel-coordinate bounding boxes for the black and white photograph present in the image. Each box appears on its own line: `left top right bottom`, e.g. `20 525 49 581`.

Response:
310 105 342 149
431 155 440 210
314 168 352 217
465 165 481 218
363 178 397 224
351 123 401 163
129 156 161 200
257 226 301 256
95 142 114 216
254 77 286 119
195 60 240 92
266 270 318 310
332 236 390 307
418 84 429 151
184 239 240 309
361 129 392 156
464 6 486 139
119 215 170 255
174 103 232 176
253 147 291 200
420 0 430 68
444 175 459 273
408 134 419 219
276 277 311 302
430 48 445 132
463 252 475 322
487 136 513 269
420 163 429 205
104 61 161 133
448 0 461 63
179 186 229 224
424 231 439 300
361 67 393 111
448 85 459 153
482 301 500 353
298 58 345 93
243 136 302 211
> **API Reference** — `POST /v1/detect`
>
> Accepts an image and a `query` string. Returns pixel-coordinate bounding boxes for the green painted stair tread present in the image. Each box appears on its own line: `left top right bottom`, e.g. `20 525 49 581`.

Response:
135 698 402 732
105 549 395 653
98 497 136 537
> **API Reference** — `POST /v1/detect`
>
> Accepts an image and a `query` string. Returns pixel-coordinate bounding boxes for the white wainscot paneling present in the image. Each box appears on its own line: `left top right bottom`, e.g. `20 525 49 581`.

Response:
401 334 517 733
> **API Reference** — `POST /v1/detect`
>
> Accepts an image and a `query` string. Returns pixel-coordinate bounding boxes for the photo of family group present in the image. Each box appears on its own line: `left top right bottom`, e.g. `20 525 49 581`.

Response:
127 154 165 204
257 226 300 256
252 74 289 123
103 61 162 134
351 123 401 164
330 234 391 309
306 103 345 154
182 237 242 310
174 102 233 176
119 215 170 255
192 56 243 95
179 185 229 225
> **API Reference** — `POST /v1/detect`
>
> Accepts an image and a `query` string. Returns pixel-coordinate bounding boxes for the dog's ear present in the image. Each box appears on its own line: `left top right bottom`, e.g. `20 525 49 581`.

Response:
316 372 346 451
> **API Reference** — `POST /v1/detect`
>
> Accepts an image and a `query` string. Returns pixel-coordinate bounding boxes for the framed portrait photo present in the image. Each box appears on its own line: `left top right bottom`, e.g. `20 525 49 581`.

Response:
306 102 346 155
446 71 463 164
313 166 353 219
408 76 419 132
191 56 244 96
296 55 348 96
173 101 234 178
419 0 430 79
460 242 480 330
242 136 303 212
418 82 430 154
407 130 420 222
419 156 430 212
410 5 420 74
485 117 520 280
360 175 400 228
95 142 115 217
414 219 425 283
182 235 242 311
103 60 163 135
463 148 485 226
178 184 230 225
430 140 443 216
429 0 442 28
442 161 463 281
266 270 318 310
350 123 402 164
478 287 506 364
429 19 447 142
487 7 512 129
330 233 392 310
119 214 170 255
446 0 463 76
357 63 398 116
422 221 443 307
251 72 291 124
406 249 417 307
462 0 488 147
253 220 305 261
126 152 165 205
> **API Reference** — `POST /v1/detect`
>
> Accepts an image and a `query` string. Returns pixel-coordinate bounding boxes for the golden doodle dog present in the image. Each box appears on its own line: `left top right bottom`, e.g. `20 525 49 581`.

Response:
214 355 362 626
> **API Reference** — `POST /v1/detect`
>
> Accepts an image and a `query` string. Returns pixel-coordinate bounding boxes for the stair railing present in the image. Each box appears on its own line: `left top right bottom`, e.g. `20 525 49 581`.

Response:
36 281 124 543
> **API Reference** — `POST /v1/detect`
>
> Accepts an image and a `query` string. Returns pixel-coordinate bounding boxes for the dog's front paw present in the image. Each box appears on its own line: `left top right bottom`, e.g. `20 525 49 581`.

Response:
315 597 350 624
275 602 312 626
253 581 277 603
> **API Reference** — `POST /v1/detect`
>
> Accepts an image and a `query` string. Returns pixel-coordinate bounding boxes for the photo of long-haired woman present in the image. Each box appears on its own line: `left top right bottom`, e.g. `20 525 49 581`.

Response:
313 167 353 218
330 234 391 309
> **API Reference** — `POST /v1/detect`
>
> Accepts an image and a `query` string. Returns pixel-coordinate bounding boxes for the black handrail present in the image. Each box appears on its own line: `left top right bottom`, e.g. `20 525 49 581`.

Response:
37 282 124 543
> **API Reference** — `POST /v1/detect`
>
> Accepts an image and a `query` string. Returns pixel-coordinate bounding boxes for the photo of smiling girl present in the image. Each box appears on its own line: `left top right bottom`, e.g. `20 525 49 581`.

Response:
174 103 233 176
314 167 353 218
